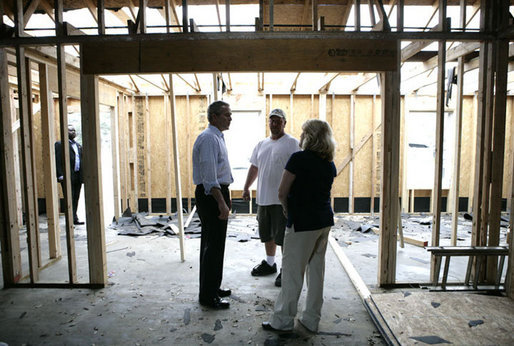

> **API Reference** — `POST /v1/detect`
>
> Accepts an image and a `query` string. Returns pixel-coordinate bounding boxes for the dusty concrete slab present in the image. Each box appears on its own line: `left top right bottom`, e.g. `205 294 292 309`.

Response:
0 215 384 345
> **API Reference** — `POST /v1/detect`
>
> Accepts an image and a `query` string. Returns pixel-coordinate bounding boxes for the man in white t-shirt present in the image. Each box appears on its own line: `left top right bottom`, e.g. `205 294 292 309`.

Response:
243 109 300 287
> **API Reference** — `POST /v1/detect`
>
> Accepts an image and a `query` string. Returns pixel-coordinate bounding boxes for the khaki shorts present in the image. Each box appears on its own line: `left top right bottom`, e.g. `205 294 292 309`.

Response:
257 205 287 246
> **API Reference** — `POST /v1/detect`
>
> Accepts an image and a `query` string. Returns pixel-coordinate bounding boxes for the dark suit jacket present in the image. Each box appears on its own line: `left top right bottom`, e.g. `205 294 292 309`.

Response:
55 140 83 183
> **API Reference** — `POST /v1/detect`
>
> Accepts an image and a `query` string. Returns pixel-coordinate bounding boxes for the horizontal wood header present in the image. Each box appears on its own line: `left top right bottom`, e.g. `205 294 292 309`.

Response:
82 37 398 74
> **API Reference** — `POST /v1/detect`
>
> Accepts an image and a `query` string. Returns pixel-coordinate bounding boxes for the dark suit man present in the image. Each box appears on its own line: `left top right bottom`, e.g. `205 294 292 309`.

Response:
55 125 84 225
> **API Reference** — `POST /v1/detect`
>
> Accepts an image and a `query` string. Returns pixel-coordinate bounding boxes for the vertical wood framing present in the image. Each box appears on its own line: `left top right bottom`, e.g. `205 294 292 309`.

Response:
39 62 61 259
354 0 361 31
80 72 107 285
145 94 152 213
349 93 355 213
110 105 120 220
10 91 23 227
118 94 127 212
397 0 404 32
378 36 400 284
130 95 138 212
486 38 509 282
468 93 478 213
97 0 105 34
165 94 172 214
56 0 77 283
367 0 376 26
508 140 514 298
330 92 335 210
138 0 147 34
269 0 274 31
401 96 408 213
16 46 39 282
186 93 192 212
378 68 400 286
182 0 188 33
168 74 185 261
312 0 318 31
0 48 22 285
430 0 446 282
212 73 218 101
225 0 230 32
318 92 326 121
450 55 464 246
472 0 493 249
478 41 495 251
25 57 42 267
371 94 376 215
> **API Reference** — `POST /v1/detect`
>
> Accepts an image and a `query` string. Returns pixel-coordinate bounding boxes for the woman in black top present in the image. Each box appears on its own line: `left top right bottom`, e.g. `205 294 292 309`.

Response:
262 119 336 333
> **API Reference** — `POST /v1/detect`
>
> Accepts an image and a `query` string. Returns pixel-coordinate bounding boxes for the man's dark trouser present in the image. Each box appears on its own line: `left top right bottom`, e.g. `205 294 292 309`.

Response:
61 172 82 222
196 184 230 301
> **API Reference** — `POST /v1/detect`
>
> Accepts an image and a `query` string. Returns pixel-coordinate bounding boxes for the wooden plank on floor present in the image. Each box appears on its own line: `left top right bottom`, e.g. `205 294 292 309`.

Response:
39 62 61 259
80 72 107 286
372 291 514 345
0 48 22 285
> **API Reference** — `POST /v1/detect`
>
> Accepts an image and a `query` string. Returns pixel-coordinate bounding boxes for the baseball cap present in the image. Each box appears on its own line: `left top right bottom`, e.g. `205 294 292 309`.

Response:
269 108 286 120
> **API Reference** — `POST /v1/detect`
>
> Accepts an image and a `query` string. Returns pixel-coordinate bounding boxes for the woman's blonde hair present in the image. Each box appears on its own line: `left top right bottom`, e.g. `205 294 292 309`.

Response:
300 119 336 161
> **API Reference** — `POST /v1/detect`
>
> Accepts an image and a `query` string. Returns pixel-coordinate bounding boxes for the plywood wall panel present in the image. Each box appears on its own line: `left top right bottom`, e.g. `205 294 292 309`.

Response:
459 96 475 197
330 95 351 197
353 96 373 197
148 96 168 197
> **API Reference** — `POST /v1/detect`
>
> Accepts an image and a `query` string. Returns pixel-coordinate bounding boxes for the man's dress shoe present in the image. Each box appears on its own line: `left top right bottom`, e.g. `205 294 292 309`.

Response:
74 220 85 225
199 297 230 309
217 288 231 297
261 321 292 332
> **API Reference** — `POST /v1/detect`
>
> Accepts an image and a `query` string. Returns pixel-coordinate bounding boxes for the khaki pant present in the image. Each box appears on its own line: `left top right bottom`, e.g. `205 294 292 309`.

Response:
270 225 331 332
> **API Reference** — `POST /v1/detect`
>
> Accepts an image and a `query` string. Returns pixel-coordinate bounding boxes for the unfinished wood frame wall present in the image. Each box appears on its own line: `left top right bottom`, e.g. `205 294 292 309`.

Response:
2 1 512 291
124 92 513 217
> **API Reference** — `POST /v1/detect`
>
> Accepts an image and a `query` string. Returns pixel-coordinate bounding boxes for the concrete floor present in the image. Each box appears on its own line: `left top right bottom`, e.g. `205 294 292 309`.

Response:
332 213 510 287
0 215 385 345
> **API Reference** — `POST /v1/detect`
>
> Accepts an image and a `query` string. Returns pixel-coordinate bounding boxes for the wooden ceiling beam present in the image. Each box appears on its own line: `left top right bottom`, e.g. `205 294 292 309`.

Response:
159 0 180 32
135 74 166 92
402 41 480 83
351 72 378 92
290 72 301 92
128 74 140 92
109 8 132 26
300 0 310 31
84 0 99 22
127 0 138 22
318 72 341 93
339 3 352 30
23 0 41 27
39 0 55 22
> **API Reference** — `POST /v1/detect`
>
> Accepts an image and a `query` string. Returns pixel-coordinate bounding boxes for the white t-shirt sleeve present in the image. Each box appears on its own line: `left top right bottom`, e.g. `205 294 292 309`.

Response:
249 141 261 167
